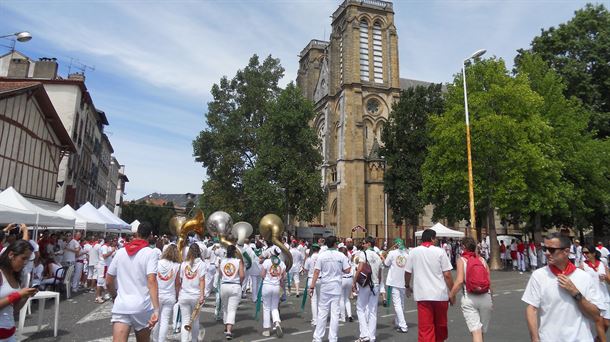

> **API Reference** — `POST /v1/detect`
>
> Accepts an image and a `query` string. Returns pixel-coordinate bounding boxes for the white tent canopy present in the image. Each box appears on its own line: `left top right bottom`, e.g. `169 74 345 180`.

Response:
0 187 75 227
131 220 140 233
97 205 130 231
415 222 465 238
55 205 106 232
77 202 120 231
0 203 38 225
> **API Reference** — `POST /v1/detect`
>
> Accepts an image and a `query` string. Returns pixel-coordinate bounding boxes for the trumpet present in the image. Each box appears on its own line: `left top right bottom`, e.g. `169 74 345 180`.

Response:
184 301 202 332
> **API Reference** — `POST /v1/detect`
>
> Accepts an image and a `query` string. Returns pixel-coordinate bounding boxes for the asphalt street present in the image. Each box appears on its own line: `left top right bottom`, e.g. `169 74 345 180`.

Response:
18 270 608 341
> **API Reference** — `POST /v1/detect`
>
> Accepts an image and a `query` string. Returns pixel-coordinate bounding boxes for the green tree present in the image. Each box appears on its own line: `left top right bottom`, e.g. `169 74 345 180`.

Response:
253 83 325 224
193 55 285 220
516 52 610 240
422 58 566 270
380 84 444 241
517 4 610 138
121 201 176 236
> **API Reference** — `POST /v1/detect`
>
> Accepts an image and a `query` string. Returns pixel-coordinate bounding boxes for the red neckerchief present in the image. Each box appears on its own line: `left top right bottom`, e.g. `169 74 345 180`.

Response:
529 243 536 252
421 242 433 248
462 251 477 259
124 239 148 256
585 259 600 272
549 262 576 277
597 244 603 250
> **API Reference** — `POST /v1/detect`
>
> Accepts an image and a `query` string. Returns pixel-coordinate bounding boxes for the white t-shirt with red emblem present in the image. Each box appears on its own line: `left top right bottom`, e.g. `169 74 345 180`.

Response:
179 259 206 300
220 258 241 284
262 258 285 286
384 248 408 288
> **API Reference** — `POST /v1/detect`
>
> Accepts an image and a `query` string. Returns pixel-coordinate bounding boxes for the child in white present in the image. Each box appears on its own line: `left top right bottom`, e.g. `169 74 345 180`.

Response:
219 245 245 339
178 244 206 342
260 252 286 337
153 244 181 342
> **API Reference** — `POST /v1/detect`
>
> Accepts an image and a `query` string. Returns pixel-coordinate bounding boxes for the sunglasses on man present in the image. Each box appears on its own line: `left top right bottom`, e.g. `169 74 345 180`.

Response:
541 246 567 254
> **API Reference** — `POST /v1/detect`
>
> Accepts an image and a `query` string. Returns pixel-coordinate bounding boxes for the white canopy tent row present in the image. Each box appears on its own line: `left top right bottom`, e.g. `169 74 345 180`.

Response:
415 222 465 239
53 205 106 232
97 205 131 232
77 202 122 232
0 187 75 227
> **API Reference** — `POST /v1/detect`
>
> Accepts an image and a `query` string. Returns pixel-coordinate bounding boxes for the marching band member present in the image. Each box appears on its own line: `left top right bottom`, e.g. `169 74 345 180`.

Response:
353 236 383 342
289 241 304 296
338 246 354 322
303 244 321 326
178 244 206 342
245 240 262 303
260 247 286 337
153 244 181 342
219 245 245 340
384 238 409 333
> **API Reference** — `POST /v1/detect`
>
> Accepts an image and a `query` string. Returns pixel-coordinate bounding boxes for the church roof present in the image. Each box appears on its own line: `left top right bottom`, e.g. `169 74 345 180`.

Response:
136 192 201 208
400 78 447 92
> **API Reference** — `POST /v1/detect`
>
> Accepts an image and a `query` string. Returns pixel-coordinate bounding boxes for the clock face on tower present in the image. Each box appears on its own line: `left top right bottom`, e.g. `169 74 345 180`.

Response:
366 98 380 115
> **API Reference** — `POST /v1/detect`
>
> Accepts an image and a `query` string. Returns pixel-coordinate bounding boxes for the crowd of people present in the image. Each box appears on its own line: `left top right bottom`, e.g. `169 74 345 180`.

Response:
0 221 609 342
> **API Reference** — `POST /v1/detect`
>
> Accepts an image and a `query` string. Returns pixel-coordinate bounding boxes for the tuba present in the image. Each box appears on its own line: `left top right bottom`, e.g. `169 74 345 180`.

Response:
169 209 205 262
206 211 244 262
232 221 254 269
259 214 293 272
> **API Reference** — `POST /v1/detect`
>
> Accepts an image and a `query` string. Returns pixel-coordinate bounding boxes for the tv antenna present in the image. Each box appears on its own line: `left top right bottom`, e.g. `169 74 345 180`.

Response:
67 57 95 75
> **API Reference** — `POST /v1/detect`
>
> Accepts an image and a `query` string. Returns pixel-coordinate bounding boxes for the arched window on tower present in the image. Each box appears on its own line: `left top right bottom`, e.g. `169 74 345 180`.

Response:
373 21 383 83
359 20 369 82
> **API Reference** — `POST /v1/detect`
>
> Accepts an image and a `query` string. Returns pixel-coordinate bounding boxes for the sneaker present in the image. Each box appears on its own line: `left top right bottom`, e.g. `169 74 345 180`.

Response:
348 316 354 322
355 338 370 342
103 293 111 300
296 294 300 298
262 330 270 337
339 318 346 323
310 320 316 327
274 322 283 337
396 327 408 333
225 332 233 340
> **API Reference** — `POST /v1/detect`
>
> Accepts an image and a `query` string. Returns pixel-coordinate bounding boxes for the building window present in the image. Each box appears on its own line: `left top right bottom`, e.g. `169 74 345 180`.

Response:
373 21 383 83
366 98 380 115
359 20 369 82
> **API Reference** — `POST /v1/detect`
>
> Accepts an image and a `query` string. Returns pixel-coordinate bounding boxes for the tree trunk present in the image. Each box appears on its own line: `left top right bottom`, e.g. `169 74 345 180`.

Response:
487 205 502 270
534 213 543 243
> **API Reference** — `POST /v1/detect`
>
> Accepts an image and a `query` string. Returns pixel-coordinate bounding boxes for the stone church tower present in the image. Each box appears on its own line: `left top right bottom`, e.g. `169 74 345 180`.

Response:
297 0 412 240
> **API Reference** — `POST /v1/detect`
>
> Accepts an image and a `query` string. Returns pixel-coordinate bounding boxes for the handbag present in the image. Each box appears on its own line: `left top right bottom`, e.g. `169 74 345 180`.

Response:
356 251 373 288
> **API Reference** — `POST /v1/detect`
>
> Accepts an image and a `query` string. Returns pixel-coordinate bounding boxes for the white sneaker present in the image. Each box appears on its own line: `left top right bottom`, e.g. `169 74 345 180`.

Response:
262 330 270 337
274 322 283 337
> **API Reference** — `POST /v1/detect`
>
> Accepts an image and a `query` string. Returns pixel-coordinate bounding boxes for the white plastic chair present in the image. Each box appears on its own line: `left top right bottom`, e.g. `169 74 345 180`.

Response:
17 290 60 337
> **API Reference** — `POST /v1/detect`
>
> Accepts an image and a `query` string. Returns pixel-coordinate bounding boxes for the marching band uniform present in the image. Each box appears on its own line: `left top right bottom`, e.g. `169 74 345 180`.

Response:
384 243 409 333
178 256 206 342
245 244 261 302
303 247 320 326
261 255 286 337
154 255 180 342
289 245 304 296
219 254 244 339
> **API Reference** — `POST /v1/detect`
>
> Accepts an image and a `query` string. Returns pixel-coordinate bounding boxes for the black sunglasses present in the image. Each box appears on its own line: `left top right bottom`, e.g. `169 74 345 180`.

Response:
542 246 567 254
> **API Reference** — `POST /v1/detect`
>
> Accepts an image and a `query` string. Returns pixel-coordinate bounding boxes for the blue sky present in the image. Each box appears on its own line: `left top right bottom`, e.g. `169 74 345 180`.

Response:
0 0 598 200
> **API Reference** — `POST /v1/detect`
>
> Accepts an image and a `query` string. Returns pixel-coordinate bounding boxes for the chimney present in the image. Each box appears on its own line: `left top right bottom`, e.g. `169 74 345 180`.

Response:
68 72 85 82
33 57 58 79
7 58 30 78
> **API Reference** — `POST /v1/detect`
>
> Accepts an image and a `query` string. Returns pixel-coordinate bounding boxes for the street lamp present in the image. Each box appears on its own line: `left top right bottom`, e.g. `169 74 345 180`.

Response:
462 48 486 241
0 31 33 51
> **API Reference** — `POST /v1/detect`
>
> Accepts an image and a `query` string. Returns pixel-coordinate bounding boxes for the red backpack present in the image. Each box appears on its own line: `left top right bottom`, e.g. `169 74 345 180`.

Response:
465 256 490 294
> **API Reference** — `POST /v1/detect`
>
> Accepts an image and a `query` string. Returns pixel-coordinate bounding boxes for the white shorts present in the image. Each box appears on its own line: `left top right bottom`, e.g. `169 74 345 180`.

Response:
87 266 98 280
97 265 107 287
461 292 493 333
602 308 610 320
111 310 153 332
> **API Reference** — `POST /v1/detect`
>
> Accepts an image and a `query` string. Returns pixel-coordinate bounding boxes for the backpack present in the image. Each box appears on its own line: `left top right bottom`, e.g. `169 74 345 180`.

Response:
464 256 490 294
356 251 373 289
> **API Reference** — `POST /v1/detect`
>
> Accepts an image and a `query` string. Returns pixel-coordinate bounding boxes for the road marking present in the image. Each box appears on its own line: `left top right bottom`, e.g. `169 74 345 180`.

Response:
515 288 525 292
381 313 395 317
291 330 312 335
250 337 276 342
503 291 511 295
492 294 499 297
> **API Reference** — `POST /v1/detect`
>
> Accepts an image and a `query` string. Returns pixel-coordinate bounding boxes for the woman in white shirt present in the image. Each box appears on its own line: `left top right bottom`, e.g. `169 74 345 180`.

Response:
153 244 181 342
219 245 245 340
260 248 286 337
40 258 63 290
580 245 610 340
178 244 206 342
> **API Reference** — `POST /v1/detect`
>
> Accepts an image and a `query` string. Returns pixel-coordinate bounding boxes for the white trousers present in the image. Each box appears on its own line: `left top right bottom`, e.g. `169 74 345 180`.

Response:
356 285 379 341
152 302 174 342
221 283 241 325
72 262 83 290
289 271 300 292
390 287 408 330
262 284 281 329
517 252 526 271
313 285 341 342
179 297 200 342
310 279 320 323
340 277 353 319
250 275 261 303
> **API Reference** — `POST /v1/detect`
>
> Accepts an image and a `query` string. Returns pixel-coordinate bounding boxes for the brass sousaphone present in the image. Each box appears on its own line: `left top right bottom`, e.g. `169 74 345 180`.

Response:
232 221 254 269
169 209 205 262
258 214 293 272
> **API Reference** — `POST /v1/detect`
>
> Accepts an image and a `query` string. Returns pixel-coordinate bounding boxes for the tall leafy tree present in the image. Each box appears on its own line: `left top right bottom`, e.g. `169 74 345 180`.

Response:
422 58 566 269
121 201 176 236
253 83 325 223
517 4 610 138
380 84 444 240
193 55 285 221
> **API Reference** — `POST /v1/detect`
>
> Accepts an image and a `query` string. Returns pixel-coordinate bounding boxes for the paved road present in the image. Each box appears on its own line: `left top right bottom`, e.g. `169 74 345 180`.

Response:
18 270 607 341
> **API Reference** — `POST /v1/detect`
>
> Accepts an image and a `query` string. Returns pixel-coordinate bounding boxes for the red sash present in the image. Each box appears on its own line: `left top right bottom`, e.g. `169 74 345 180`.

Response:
549 262 576 277
0 327 15 338
421 242 433 248
585 260 600 272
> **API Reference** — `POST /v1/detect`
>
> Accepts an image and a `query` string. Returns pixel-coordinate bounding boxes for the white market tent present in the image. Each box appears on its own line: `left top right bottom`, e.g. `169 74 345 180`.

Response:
97 205 130 231
56 205 106 232
131 220 140 233
0 203 38 225
78 202 120 231
0 187 75 227
415 222 465 238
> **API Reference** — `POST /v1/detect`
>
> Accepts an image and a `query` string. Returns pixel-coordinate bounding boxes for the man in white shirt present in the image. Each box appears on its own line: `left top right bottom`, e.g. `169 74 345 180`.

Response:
303 244 321 326
384 238 409 333
405 229 454 342
68 232 84 292
522 233 603 342
352 236 383 342
289 242 304 296
107 221 159 342
63 233 78 266
596 242 609 267
309 236 350 342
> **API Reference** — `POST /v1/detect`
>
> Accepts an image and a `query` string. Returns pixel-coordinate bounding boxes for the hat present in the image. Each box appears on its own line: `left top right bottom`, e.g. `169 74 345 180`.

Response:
312 243 319 247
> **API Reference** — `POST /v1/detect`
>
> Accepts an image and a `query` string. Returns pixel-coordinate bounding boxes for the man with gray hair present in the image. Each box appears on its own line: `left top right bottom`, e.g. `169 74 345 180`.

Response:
522 233 604 341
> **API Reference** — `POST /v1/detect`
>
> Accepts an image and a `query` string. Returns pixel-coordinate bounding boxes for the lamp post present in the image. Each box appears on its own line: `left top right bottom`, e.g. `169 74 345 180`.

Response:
0 31 32 51
462 49 486 241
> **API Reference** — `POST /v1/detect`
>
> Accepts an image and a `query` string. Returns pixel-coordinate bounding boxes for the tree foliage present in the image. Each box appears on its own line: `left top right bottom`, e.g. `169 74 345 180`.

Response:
380 84 444 226
193 56 323 226
120 201 176 236
517 3 610 138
